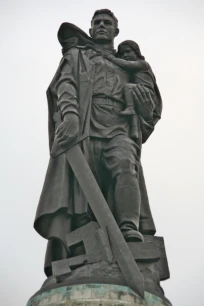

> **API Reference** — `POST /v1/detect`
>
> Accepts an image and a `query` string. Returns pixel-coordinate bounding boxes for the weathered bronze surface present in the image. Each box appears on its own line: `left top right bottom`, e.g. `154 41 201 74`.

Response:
31 9 171 304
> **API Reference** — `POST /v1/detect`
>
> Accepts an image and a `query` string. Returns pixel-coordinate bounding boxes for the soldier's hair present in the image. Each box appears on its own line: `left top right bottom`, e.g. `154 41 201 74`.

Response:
91 9 118 28
117 40 145 60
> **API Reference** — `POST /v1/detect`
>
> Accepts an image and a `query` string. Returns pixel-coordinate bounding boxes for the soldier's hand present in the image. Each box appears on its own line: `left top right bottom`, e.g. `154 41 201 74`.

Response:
56 113 79 149
132 84 155 120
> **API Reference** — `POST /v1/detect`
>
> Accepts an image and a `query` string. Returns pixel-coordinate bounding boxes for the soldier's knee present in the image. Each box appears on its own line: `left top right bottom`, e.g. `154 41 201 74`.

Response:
112 158 136 178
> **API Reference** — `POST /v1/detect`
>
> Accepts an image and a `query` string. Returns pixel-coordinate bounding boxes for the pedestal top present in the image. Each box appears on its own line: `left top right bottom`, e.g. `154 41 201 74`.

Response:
27 284 171 306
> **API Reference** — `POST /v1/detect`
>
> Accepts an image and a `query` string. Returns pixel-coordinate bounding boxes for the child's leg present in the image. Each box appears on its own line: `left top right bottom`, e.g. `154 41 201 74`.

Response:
120 84 136 115
120 84 139 139
130 114 139 140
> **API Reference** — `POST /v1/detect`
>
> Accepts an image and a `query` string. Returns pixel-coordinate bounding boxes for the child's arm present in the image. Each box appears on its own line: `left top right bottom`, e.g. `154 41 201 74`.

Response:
103 53 149 72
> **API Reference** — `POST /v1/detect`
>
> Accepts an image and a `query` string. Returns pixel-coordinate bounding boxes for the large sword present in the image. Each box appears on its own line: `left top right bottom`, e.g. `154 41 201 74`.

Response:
52 112 144 298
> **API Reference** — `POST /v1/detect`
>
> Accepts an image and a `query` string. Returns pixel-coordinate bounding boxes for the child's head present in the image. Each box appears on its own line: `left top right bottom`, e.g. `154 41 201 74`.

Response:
117 40 145 61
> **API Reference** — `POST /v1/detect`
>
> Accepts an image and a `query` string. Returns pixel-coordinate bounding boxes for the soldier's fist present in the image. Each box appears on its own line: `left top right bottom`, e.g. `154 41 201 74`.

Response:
56 113 79 149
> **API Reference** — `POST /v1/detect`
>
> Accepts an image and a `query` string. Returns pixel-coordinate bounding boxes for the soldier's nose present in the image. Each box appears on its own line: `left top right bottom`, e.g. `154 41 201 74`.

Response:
99 21 105 27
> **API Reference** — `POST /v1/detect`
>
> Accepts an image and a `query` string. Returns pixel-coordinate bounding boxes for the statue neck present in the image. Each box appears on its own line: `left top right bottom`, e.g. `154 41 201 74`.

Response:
93 42 115 54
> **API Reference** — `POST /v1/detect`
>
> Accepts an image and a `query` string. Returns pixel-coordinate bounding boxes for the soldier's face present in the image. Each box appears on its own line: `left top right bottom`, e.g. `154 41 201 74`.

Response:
90 14 119 43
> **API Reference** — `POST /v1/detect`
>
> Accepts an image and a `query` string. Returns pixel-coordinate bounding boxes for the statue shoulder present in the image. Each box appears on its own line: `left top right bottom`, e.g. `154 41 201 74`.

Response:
63 45 90 63
63 46 80 60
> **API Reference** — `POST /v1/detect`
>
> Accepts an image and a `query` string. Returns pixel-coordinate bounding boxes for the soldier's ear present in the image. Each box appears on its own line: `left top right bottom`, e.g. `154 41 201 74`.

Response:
115 28 119 37
89 28 93 37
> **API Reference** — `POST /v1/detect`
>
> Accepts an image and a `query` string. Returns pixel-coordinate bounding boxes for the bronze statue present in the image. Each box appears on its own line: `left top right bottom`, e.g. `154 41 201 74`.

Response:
31 9 171 305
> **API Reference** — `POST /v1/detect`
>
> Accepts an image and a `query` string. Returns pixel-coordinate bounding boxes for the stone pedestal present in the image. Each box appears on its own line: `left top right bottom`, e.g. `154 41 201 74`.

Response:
27 284 171 306
28 224 172 305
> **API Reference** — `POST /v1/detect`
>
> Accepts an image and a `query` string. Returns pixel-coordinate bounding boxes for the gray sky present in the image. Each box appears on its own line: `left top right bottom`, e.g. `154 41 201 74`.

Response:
1 0 204 305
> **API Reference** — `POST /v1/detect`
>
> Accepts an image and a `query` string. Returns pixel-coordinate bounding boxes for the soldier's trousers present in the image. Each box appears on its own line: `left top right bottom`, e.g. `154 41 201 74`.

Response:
83 134 141 232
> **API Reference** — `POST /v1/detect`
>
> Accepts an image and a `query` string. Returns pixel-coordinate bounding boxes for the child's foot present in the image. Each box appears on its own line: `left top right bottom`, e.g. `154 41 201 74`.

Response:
120 107 135 115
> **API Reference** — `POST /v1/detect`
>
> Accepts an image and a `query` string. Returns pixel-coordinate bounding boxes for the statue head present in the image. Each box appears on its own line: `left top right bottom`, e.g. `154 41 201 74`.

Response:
117 40 145 61
89 9 119 44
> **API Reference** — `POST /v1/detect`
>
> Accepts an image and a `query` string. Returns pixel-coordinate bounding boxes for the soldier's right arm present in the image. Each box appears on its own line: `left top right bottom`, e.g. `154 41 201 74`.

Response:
54 51 80 149
55 52 79 119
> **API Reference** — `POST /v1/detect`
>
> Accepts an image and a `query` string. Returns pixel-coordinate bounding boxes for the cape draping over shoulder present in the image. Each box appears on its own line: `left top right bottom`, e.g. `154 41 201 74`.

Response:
58 22 93 54
139 68 163 144
47 23 94 155
34 27 95 243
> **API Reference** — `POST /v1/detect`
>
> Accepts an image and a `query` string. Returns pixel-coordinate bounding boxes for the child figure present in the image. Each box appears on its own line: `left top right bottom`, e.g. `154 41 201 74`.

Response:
104 40 156 139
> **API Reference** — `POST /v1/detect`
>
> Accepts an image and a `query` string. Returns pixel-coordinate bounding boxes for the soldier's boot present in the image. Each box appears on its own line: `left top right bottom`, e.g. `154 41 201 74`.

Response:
114 173 144 242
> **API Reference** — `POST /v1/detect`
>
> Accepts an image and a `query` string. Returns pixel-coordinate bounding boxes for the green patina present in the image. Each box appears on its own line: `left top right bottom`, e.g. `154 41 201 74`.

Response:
27 284 171 306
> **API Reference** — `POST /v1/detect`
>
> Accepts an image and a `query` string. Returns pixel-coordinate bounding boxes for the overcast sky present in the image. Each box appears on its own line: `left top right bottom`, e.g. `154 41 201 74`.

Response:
1 0 204 305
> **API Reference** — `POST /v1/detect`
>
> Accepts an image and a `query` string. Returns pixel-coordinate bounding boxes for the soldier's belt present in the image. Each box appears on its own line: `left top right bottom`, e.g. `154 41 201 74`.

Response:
92 97 124 109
